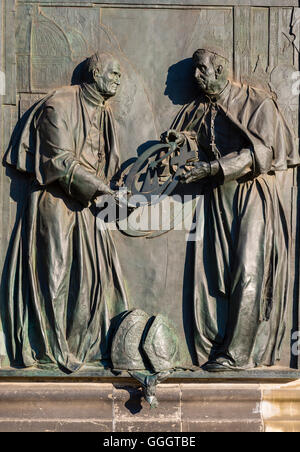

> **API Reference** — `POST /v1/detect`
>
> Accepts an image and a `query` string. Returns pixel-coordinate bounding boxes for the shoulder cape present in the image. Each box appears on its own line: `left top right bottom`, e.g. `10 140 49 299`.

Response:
172 82 300 174
4 85 121 183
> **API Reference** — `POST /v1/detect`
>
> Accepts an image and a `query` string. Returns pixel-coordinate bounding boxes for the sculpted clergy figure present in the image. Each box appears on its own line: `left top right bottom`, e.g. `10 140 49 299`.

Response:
4 52 129 372
162 48 300 371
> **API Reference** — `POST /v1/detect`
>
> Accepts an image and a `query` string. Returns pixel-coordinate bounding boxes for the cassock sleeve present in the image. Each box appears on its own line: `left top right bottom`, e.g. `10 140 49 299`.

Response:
37 105 111 206
217 148 253 183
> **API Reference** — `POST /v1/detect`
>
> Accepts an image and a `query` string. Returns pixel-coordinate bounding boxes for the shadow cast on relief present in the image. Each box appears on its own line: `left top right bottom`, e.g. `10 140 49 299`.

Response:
114 385 144 415
164 58 198 106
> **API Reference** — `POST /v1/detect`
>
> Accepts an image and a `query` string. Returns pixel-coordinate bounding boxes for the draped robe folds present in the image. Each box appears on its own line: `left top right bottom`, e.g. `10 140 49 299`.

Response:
3 85 129 372
173 82 300 369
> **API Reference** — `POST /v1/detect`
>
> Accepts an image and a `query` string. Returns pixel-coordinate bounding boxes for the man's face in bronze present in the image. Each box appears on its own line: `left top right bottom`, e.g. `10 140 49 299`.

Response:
93 59 121 98
193 51 229 96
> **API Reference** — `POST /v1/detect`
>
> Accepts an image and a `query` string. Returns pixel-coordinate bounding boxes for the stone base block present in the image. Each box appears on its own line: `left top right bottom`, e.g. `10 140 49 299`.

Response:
0 381 299 432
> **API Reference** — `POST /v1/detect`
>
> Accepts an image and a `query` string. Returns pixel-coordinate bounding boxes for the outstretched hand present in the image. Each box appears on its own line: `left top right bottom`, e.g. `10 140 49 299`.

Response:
180 162 211 184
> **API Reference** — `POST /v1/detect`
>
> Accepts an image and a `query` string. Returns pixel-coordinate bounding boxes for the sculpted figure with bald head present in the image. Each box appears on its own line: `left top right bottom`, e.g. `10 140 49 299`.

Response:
4 52 129 372
162 47 299 372
85 52 122 99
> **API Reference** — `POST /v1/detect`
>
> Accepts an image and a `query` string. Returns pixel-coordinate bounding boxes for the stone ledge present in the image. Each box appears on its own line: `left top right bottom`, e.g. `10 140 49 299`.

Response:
115 421 182 433
264 421 300 433
0 382 299 432
181 384 261 423
0 382 263 432
0 383 114 421
182 419 263 433
261 381 300 432
0 420 113 433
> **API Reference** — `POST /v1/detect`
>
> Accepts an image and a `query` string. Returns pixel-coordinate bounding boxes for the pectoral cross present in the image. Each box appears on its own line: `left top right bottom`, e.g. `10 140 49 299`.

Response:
210 103 221 160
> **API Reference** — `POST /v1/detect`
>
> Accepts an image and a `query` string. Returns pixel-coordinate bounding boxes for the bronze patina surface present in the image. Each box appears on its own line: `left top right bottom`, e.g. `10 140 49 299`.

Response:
161 48 299 372
0 3 300 404
3 53 129 373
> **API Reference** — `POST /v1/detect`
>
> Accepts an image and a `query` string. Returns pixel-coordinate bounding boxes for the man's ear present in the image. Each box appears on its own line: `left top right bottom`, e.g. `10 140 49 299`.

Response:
93 68 100 81
216 65 223 76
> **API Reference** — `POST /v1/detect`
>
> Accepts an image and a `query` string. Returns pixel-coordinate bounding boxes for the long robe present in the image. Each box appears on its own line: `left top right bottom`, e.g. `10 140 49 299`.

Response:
3 84 129 372
173 81 300 369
